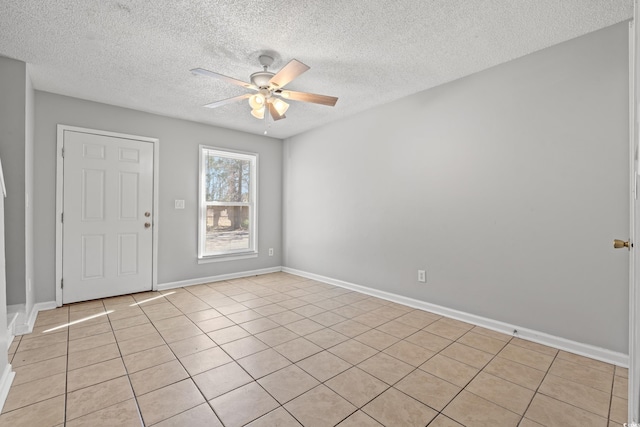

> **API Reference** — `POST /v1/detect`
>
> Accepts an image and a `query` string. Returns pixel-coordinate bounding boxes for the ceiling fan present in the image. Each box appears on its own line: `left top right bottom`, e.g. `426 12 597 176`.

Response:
191 55 338 122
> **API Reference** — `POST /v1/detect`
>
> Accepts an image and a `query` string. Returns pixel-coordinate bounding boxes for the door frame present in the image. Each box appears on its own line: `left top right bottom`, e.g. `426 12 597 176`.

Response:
55 125 160 306
631 3 639 423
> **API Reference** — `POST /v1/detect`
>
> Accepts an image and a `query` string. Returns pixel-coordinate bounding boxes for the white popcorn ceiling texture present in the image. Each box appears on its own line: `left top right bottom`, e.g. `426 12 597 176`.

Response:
0 1 632 139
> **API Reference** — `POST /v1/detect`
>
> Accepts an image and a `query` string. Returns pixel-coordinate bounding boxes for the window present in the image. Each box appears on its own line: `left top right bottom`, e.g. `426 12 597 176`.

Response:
199 146 257 260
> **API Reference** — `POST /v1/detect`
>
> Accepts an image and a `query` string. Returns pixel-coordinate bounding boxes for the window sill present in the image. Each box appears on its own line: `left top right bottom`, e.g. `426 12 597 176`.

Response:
197 252 258 264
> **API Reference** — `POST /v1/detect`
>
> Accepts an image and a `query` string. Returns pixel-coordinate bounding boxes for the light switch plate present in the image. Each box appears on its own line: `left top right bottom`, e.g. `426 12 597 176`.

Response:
175 200 185 209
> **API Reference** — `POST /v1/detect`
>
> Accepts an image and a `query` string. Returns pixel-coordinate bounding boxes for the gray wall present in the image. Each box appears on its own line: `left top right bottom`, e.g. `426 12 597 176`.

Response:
34 93 283 302
283 23 629 353
0 59 15 385
0 56 27 306
25 67 34 315
0 191 9 376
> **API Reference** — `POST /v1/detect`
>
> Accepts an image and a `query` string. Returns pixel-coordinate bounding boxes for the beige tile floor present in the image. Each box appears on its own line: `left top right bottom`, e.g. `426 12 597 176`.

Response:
0 272 629 426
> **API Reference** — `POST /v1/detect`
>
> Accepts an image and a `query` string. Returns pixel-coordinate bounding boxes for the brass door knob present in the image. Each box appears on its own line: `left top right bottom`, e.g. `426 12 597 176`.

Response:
144 222 151 229
613 239 630 249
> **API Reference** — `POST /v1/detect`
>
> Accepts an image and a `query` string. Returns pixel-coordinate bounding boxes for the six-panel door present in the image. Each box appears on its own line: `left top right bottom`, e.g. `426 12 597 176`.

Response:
62 130 154 304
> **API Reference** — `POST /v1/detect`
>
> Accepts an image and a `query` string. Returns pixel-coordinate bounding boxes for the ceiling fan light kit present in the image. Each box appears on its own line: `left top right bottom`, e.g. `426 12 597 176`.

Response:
250 107 265 119
271 98 290 115
248 93 265 110
191 53 338 124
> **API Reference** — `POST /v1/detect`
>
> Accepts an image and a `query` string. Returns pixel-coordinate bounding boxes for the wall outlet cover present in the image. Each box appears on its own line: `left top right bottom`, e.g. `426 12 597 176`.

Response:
418 270 426 283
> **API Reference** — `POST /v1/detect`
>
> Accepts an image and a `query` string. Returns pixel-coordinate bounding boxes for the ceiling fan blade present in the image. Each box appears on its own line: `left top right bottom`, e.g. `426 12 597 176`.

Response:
278 90 338 107
203 93 251 109
191 68 257 90
269 59 310 88
267 102 286 121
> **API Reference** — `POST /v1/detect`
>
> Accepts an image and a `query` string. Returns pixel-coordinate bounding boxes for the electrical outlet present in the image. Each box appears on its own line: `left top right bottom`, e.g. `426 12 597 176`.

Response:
175 200 185 209
418 270 426 283
268 248 274 256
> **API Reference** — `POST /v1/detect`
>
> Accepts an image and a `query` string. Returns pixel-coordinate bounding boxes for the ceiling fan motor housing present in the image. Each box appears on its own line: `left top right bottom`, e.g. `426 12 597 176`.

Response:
250 54 276 88
250 71 275 88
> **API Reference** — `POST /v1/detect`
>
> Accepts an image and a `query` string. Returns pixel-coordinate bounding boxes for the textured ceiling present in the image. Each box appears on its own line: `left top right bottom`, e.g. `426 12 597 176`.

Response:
0 1 633 139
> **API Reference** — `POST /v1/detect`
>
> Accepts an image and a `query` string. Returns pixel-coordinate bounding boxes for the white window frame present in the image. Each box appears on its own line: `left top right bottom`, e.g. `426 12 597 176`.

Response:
198 145 258 262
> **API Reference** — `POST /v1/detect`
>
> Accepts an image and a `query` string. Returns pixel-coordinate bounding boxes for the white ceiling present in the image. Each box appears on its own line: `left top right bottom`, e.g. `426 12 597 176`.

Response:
0 1 632 139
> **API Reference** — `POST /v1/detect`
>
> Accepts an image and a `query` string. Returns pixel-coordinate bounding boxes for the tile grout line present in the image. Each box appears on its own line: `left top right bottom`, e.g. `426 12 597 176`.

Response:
268 281 393 426
3 308 71 424
608 372 615 425
0 301 552 426
230 293 449 424
268 314 464 425
63 306 70 426
163 287 238 426
192 278 379 426
425 331 516 425
517 349 560 427
324 313 512 424
530 357 618 424
103 298 147 427
62 298 174 425
471 338 616 426
180 280 282 426
192 278 328 427
128 289 216 425
63 301 140 425
474 339 616 426
14 280 356 424
187 280 339 427
148 283 304 425
4 273 627 427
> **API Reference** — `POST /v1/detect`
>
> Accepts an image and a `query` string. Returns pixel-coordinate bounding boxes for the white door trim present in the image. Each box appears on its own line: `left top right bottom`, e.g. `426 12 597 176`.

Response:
55 125 160 306
630 5 639 424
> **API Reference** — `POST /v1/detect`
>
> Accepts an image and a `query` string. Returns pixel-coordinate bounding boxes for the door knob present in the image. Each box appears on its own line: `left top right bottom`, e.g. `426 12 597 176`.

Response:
144 222 151 229
613 239 630 249
145 212 151 217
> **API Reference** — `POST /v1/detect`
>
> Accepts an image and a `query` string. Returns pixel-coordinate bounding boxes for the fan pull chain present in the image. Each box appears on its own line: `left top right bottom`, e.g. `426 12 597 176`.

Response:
263 107 269 135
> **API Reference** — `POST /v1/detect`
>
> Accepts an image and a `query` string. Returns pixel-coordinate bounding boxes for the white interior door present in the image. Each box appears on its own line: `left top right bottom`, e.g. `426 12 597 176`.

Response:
62 130 154 304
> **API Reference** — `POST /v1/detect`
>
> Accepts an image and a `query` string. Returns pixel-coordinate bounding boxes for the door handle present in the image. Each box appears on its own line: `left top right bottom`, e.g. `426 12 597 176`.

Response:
613 239 631 249
145 212 151 217
144 222 151 229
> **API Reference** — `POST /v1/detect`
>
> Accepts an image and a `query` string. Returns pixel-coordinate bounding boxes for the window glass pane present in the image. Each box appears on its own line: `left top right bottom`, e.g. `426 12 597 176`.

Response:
199 146 256 258
205 205 250 253
204 152 250 203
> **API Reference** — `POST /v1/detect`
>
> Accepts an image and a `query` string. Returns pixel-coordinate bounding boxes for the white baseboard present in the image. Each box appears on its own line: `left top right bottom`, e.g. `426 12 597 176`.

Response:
6 304 25 338
11 301 57 336
157 267 283 291
0 364 15 413
6 312 18 346
282 267 629 367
